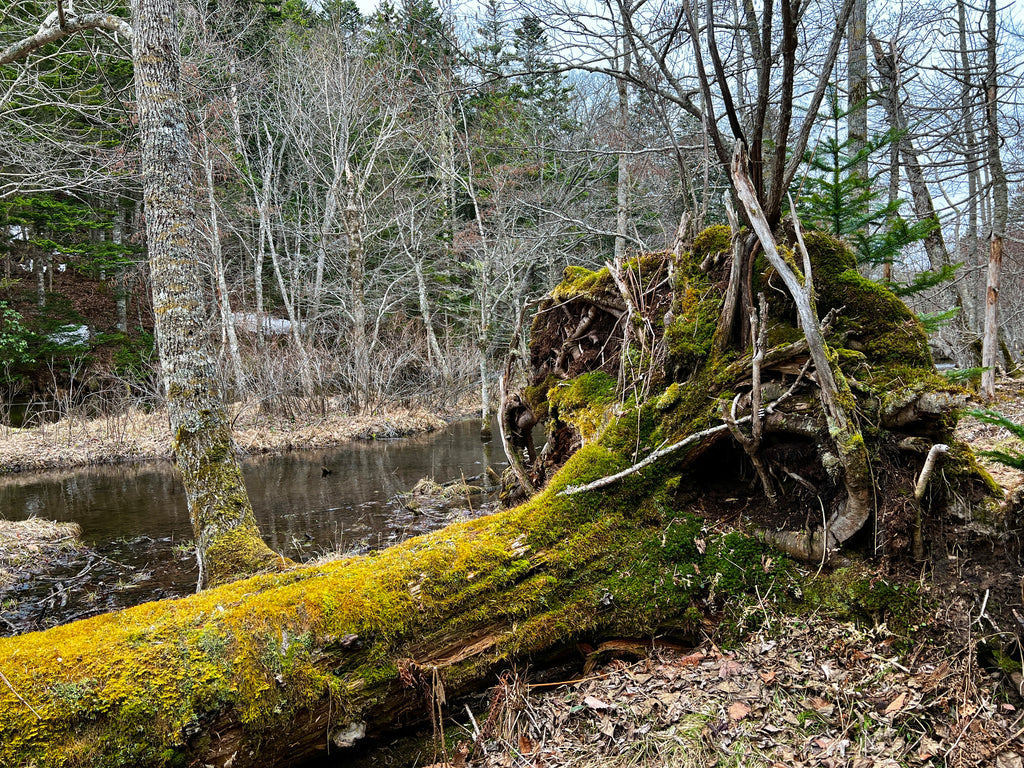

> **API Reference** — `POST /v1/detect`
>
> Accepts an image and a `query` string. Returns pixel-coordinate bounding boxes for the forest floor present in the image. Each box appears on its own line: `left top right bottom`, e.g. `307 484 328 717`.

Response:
361 379 1024 768
0 396 464 474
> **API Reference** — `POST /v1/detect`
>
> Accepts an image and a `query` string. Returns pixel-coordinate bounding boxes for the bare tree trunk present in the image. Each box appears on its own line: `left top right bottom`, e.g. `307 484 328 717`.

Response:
265 219 315 396
957 0 982 329
981 0 1008 401
35 246 45 307
311 145 345 325
130 0 283 588
254 153 269 318
732 144 872 560
871 35 976 366
614 32 631 263
112 202 129 333
201 128 246 394
479 279 491 438
847 0 868 180
413 257 448 377
343 160 370 412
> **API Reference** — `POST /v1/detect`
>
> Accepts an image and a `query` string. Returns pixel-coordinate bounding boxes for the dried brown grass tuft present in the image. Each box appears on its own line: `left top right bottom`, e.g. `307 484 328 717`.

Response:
0 518 82 588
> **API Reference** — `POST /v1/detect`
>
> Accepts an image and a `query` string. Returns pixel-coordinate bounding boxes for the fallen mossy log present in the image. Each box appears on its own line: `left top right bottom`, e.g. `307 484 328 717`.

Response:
0 434 787 768
1 229 1001 767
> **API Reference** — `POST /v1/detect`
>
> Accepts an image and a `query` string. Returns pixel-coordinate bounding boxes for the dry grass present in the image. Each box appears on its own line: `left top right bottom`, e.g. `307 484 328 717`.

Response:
0 518 82 588
0 396 461 474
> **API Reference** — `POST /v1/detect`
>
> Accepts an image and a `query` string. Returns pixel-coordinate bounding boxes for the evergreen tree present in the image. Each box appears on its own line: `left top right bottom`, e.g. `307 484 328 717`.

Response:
797 86 943 293
512 14 573 132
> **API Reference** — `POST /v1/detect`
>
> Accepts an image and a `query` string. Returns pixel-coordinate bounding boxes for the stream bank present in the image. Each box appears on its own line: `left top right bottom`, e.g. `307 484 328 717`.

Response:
0 417 504 636
0 397 468 474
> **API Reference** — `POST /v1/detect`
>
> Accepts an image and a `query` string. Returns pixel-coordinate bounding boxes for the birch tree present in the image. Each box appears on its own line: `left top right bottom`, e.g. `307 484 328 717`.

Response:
1 0 284 588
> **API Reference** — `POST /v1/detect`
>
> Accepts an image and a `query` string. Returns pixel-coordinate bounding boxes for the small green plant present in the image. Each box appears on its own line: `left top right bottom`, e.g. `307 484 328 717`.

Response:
0 301 33 366
942 366 987 385
968 409 1024 470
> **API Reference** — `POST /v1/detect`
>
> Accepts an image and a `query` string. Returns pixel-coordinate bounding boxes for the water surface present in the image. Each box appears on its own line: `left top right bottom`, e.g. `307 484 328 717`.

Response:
0 419 505 633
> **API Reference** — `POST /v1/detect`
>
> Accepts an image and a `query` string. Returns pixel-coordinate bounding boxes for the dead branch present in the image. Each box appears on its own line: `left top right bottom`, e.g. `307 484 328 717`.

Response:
559 421 737 496
731 140 873 559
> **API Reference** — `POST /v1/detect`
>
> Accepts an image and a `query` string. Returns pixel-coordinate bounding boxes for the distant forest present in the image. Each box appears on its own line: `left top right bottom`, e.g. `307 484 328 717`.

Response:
1 0 1022 418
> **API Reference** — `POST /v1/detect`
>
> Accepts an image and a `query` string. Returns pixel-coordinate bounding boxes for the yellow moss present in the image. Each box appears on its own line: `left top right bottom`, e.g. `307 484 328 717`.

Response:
691 224 731 260
547 371 618 443
550 265 614 303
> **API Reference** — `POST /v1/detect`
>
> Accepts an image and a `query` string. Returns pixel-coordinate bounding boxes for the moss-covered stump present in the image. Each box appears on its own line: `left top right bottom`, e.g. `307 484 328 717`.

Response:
515 228 991 562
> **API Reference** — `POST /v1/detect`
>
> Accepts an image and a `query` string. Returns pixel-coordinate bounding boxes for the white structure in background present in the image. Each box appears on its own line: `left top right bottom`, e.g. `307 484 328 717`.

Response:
232 311 307 336
49 324 90 347
10 225 70 274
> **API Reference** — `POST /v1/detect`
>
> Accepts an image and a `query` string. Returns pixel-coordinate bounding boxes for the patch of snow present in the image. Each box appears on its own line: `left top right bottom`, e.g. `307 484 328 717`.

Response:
48 324 90 347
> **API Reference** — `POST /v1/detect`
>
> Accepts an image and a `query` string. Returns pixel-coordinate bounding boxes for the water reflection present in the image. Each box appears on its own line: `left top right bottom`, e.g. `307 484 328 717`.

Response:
0 419 505 557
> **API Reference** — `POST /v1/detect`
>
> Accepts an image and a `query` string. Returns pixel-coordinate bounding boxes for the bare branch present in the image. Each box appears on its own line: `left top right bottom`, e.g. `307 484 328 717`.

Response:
0 12 132 66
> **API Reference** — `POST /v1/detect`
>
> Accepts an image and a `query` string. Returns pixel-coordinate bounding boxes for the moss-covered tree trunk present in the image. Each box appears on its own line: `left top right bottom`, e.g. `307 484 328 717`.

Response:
0 443 735 768
131 0 282 587
0 231 995 767
1 0 284 590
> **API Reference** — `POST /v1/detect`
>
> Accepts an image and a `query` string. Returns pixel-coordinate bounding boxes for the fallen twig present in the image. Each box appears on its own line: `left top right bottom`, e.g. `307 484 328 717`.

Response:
559 420 740 496
0 667 41 720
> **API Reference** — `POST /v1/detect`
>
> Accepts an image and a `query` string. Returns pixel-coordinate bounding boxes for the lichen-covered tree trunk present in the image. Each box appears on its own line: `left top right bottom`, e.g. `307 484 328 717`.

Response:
131 0 282 588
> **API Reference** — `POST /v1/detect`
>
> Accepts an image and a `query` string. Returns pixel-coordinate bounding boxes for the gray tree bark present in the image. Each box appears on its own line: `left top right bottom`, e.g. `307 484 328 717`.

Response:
614 28 631 263
847 0 868 181
956 0 983 328
200 127 247 394
130 0 283 587
981 0 1008 401
1 0 286 590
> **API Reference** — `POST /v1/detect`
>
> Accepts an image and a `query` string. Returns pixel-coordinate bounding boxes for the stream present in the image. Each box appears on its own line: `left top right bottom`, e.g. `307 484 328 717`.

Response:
0 419 507 635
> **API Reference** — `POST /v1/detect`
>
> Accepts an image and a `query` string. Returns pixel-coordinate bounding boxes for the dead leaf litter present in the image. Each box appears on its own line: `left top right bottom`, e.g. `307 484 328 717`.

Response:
463 614 1023 767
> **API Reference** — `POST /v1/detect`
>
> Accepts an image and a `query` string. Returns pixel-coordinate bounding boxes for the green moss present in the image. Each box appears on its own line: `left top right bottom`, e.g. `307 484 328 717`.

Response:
523 374 560 422
691 224 731 261
623 252 672 282
0 233 1004 767
204 523 283 587
805 232 931 369
703 532 785 597
547 371 618 442
800 565 921 634
550 265 614 303
803 231 857 277
944 441 1004 500
765 322 805 347
655 382 682 411
664 264 722 381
